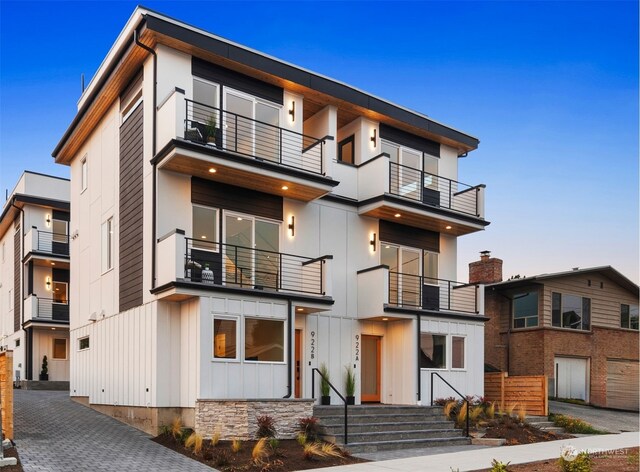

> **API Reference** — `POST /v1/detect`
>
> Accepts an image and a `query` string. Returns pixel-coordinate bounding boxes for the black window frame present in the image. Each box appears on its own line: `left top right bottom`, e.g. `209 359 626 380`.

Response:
621 304 639 330
337 135 355 165
552 292 591 331
512 291 539 329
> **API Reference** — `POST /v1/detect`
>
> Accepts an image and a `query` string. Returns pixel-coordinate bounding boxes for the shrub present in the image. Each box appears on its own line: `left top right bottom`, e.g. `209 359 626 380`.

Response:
298 416 321 441
469 406 484 424
184 432 203 454
443 400 457 419
516 404 527 423
485 402 496 419
490 459 511 472
256 415 277 438
550 414 607 434
211 430 221 446
159 424 171 436
231 438 242 453
558 450 592 472
456 402 468 428
268 438 280 452
504 403 516 416
171 417 183 440
434 396 457 406
302 442 324 460
320 442 343 458
214 449 230 467
296 432 307 446
252 438 269 465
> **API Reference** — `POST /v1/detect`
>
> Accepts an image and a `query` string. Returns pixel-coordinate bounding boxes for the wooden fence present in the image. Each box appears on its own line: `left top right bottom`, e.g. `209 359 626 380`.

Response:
485 372 548 416
0 351 13 440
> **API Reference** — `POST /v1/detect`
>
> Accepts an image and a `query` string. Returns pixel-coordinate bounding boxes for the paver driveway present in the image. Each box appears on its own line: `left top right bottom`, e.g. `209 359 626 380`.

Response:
14 390 214 472
549 400 639 433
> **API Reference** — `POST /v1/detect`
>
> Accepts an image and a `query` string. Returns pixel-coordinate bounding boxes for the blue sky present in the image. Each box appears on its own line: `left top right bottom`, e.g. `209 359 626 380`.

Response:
1 1 638 282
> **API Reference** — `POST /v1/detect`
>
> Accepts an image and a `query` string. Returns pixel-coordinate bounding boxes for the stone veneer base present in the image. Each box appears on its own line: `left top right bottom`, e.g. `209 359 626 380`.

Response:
195 399 314 440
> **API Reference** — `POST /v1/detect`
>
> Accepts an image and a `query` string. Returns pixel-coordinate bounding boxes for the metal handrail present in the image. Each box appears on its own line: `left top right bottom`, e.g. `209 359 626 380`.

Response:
430 371 470 437
311 367 348 444
36 230 69 255
184 98 329 175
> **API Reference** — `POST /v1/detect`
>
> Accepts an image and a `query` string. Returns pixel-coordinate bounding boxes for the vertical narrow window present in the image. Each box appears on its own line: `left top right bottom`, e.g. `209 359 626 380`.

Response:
81 157 88 192
338 135 355 164
192 206 218 250
8 290 12 310
451 336 465 369
213 317 237 359
552 292 561 327
101 217 113 272
53 338 67 360
621 304 638 330
423 251 439 283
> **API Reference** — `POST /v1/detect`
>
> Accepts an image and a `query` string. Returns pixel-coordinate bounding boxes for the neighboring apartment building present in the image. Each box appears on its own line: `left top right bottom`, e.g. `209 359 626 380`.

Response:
472 252 639 411
0 171 70 385
52 7 490 435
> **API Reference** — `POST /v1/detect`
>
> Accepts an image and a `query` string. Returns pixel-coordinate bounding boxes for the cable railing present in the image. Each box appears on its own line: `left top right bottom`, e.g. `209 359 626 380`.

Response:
36 230 69 256
184 238 327 296
35 297 69 322
388 272 479 314
184 99 328 175
389 162 483 217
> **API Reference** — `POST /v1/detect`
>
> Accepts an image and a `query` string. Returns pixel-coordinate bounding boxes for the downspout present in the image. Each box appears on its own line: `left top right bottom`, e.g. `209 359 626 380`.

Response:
416 313 421 403
11 201 28 379
283 300 293 398
133 24 158 290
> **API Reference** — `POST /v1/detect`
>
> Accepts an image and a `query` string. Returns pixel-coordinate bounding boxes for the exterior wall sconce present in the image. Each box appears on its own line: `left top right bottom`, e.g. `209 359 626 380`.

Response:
288 101 295 123
45 214 51 227
46 276 52 290
370 129 377 148
370 232 377 251
288 216 295 237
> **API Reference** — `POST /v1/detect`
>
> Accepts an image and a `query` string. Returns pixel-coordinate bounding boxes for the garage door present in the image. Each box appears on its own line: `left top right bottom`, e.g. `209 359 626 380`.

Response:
607 360 639 411
555 357 588 401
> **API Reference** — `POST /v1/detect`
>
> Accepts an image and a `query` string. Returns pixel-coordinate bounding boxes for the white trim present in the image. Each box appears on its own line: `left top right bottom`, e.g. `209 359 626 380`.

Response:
450 335 466 371
211 314 240 362
78 336 90 351
242 316 287 365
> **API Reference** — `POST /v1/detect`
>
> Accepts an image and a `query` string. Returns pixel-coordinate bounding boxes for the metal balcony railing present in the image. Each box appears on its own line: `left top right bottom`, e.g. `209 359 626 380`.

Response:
389 162 483 218
184 99 328 175
185 238 327 296
36 230 69 256
35 297 69 322
388 272 479 314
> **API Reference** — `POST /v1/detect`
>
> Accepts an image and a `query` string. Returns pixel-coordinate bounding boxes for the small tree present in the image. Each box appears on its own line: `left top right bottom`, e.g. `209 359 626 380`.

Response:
40 355 48 379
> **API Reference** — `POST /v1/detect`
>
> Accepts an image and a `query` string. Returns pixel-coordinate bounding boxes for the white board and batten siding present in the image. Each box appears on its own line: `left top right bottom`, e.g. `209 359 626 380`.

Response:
420 317 484 403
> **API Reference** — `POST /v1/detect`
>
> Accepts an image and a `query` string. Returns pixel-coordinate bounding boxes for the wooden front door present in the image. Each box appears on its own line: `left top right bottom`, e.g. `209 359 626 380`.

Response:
361 335 381 402
295 330 302 398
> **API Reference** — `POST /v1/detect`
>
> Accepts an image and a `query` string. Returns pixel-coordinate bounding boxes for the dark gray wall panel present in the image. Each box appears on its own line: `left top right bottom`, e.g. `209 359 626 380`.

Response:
379 220 439 252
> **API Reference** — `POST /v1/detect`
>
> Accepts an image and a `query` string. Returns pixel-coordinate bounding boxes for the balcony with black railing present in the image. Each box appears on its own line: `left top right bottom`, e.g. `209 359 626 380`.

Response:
24 227 69 258
357 154 488 235
24 295 69 324
155 89 338 202
357 265 482 318
156 229 332 299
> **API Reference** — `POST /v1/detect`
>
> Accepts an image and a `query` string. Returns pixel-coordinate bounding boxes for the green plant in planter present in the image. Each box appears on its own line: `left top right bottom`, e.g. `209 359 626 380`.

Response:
344 365 356 404
205 115 218 143
319 363 331 403
40 355 48 381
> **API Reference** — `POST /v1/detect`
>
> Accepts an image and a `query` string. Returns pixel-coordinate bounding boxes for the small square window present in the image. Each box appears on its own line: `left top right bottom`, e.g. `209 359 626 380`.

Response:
101 217 114 273
78 337 90 351
53 339 67 360
420 333 446 369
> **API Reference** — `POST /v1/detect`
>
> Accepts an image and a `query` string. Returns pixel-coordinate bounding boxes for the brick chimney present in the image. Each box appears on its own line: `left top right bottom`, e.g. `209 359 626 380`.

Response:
469 250 503 284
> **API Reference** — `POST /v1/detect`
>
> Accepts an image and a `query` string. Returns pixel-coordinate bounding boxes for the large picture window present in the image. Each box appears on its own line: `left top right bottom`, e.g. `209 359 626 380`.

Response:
621 304 639 330
213 317 237 359
513 292 538 328
552 292 590 331
244 318 284 362
420 333 446 369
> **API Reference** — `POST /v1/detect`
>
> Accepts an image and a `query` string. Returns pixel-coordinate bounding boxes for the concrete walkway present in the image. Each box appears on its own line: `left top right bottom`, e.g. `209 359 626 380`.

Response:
308 432 640 472
14 390 214 472
549 400 639 433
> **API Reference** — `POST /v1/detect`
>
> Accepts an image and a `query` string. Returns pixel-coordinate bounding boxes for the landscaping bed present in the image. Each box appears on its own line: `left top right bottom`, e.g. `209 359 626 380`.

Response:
474 446 639 471
2 446 23 472
483 415 573 445
153 433 366 471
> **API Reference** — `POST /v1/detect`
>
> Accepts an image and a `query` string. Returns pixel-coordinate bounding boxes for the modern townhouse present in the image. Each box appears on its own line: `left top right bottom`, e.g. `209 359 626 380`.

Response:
472 253 639 411
52 7 490 438
0 171 70 386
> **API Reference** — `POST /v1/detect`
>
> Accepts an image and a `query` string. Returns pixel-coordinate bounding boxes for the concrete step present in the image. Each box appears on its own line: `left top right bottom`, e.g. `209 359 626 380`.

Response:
340 436 471 453
323 428 463 444
322 420 454 434
315 413 447 425
314 405 444 417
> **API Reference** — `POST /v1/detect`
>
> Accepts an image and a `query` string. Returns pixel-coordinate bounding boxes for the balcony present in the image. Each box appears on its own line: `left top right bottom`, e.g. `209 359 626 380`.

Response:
357 265 483 318
156 230 332 301
23 295 69 325
358 155 488 235
155 89 338 202
24 227 69 259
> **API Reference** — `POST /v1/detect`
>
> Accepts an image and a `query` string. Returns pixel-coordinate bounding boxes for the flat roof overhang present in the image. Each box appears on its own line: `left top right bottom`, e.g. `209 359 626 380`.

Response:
359 195 490 236
154 139 339 202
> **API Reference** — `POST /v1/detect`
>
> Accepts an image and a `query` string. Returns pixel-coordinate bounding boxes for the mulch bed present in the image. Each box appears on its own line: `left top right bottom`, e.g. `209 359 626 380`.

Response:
475 446 639 471
2 447 23 472
482 417 573 445
152 433 367 471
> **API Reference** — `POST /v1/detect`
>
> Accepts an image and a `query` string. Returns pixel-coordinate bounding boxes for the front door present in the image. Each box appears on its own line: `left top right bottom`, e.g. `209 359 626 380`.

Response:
295 329 302 398
361 335 381 403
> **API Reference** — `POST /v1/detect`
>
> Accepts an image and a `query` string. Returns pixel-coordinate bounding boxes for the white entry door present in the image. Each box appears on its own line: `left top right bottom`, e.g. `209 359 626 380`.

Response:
555 357 588 401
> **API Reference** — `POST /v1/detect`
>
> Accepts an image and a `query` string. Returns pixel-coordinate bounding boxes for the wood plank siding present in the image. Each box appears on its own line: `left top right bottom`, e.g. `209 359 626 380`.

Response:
540 273 638 329
191 177 283 221
379 220 439 252
118 102 144 311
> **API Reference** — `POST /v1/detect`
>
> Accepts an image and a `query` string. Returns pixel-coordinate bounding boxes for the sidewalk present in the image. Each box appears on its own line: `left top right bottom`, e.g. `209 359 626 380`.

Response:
307 432 640 472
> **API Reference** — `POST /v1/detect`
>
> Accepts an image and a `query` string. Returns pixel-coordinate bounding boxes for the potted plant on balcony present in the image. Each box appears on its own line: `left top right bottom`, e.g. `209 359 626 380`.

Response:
320 363 331 405
344 365 356 405
39 355 48 381
205 114 221 147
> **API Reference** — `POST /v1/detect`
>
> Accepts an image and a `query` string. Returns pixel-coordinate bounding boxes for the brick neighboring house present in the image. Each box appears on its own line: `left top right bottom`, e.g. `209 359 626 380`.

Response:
471 252 639 411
